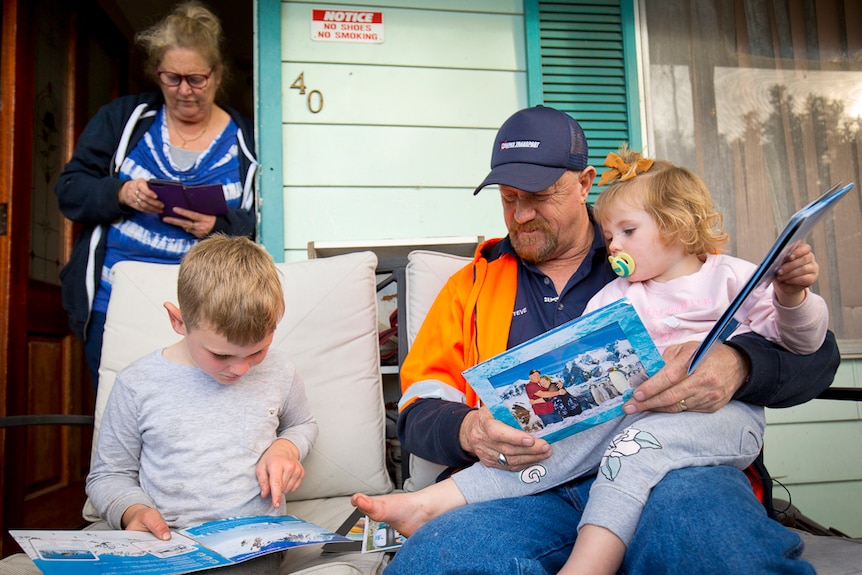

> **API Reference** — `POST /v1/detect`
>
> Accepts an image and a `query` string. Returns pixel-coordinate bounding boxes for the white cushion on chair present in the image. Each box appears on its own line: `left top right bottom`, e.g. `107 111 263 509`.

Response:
404 250 473 348
85 251 392 521
401 250 472 492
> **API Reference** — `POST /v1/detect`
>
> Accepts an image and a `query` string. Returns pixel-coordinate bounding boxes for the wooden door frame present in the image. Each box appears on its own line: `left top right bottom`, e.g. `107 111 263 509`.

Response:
0 0 96 557
0 0 36 556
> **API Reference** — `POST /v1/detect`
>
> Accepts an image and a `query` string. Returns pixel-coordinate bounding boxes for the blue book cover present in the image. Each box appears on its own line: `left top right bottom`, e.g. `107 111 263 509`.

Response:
10 515 350 575
688 181 855 373
462 298 665 443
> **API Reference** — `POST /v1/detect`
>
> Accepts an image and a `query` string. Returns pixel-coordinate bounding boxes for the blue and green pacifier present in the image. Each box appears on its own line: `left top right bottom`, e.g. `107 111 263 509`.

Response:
609 253 635 278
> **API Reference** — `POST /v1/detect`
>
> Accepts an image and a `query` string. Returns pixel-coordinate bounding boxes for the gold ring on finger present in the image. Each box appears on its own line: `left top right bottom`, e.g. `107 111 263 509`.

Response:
679 398 688 411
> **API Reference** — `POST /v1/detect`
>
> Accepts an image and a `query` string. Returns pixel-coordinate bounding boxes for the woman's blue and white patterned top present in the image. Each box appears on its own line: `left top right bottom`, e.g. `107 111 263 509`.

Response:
93 107 242 315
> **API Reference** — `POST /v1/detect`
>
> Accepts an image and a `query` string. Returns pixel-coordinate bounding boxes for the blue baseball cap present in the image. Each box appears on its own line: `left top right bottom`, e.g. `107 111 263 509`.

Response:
474 106 589 195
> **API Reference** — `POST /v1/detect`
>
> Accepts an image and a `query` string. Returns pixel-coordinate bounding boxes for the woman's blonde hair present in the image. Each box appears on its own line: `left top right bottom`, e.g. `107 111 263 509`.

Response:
595 146 729 256
135 1 228 87
177 235 284 345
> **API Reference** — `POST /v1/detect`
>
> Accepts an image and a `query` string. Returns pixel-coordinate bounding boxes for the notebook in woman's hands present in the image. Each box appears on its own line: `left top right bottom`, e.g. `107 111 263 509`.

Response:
149 179 228 220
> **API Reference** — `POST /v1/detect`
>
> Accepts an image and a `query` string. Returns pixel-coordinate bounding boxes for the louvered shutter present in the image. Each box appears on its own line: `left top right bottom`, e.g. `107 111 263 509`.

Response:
525 0 641 197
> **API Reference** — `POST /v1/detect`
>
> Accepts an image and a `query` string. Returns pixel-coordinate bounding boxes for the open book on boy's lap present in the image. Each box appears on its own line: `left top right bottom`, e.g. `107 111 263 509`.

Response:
10 515 349 575
462 298 665 444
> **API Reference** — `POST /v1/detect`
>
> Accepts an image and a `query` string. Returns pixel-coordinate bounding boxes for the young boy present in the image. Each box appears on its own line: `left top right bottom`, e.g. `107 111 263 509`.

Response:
86 235 318 544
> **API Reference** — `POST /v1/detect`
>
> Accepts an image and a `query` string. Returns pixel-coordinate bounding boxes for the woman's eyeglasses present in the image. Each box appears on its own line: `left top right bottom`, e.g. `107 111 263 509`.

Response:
156 69 213 90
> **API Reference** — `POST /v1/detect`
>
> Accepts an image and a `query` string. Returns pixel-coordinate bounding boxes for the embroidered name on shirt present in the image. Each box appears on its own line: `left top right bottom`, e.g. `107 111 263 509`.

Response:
500 140 541 150
513 307 528 317
544 296 559 303
641 298 712 318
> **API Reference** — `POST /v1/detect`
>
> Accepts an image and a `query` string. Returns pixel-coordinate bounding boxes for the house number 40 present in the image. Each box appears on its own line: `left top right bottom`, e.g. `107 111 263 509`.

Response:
290 72 324 114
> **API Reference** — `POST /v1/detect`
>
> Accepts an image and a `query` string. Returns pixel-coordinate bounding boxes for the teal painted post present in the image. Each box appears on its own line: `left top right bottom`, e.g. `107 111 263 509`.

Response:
620 0 643 152
255 0 285 261
523 0 544 106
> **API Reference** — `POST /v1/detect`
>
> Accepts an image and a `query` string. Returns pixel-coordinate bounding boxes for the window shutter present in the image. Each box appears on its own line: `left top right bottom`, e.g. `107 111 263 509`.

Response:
525 0 641 195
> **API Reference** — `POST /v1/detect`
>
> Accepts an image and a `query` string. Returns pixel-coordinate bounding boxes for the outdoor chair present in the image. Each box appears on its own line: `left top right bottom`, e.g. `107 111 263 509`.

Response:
1 251 395 574
399 249 862 575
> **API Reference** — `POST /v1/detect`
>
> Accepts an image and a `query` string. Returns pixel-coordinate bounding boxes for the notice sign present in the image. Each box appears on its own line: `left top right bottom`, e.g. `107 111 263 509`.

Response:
311 9 384 43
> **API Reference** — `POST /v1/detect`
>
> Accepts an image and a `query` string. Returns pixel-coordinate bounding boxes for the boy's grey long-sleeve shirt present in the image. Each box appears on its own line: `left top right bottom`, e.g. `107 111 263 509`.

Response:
86 349 318 529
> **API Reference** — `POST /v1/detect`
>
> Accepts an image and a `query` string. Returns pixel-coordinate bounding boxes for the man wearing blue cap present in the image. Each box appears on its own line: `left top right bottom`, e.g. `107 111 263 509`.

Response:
387 105 838 574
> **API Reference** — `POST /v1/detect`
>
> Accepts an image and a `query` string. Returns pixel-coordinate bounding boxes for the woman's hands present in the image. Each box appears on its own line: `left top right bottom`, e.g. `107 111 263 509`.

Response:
163 209 216 238
120 179 163 214
119 178 216 238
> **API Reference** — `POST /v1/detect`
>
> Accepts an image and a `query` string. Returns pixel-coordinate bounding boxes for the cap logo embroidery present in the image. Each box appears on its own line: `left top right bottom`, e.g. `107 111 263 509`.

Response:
500 140 541 150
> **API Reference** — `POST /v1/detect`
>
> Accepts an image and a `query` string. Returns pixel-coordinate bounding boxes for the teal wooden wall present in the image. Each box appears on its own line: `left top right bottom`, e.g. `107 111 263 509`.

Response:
255 0 862 537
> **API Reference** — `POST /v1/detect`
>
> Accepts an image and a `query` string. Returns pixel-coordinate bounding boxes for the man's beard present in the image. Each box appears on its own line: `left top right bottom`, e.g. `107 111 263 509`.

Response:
509 220 557 264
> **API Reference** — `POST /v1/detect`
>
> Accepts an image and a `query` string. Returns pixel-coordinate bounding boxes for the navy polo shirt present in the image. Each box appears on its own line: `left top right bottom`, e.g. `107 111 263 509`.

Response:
503 216 617 349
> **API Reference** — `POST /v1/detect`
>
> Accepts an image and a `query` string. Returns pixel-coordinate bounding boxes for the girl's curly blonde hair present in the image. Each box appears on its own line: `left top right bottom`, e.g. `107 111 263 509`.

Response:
594 146 729 256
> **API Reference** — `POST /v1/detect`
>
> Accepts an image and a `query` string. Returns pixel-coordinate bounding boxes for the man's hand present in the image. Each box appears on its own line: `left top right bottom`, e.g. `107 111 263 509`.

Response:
121 504 171 540
257 438 305 508
622 342 749 414
459 407 551 470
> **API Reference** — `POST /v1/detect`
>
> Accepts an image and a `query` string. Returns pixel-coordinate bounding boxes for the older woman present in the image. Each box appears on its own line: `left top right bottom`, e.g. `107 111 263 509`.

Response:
56 1 257 389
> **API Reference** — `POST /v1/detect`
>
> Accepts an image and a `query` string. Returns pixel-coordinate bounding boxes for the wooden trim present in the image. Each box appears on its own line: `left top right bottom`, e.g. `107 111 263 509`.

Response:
620 0 642 151
0 0 16 556
255 0 285 262
1 0 37 556
523 0 544 106
62 8 78 264
0 0 18 416
838 340 862 360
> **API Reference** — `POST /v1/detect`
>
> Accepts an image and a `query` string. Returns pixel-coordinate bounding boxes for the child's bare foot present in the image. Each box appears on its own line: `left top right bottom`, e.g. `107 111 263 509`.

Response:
350 492 429 536
351 479 466 537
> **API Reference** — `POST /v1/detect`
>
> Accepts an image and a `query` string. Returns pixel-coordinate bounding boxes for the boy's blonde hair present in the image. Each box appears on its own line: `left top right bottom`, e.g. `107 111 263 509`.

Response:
595 146 729 256
177 235 284 345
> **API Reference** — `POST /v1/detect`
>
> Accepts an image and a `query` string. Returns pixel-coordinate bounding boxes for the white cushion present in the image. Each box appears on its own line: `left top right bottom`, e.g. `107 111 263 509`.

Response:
85 251 392 521
401 250 472 492
404 250 473 348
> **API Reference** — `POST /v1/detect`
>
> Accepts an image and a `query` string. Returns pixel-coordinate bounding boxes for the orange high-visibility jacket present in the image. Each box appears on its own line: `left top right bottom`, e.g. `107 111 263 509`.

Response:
399 238 516 411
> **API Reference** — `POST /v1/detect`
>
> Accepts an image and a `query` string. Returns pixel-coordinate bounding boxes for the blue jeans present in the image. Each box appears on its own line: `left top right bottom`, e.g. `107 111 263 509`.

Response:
384 466 813 575
84 311 107 391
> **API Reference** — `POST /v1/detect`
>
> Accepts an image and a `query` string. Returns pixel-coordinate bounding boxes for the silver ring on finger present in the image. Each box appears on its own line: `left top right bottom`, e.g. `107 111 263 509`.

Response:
496 452 509 466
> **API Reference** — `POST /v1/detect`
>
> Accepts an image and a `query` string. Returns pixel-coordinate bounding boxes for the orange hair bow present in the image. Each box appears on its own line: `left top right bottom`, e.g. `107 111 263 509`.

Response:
598 151 654 186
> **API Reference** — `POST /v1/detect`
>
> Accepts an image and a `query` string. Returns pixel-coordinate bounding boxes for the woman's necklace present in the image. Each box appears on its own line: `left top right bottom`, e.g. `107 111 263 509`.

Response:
168 113 211 149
